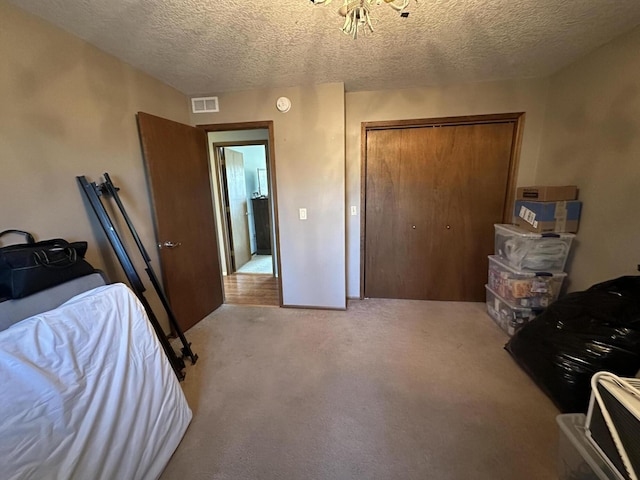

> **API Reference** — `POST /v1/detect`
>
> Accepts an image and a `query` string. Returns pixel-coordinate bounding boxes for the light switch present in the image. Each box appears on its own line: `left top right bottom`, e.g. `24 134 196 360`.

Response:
351 206 358 216
299 208 307 220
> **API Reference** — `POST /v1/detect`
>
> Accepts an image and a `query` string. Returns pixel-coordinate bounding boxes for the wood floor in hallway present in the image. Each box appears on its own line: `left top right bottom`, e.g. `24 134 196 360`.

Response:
223 273 279 306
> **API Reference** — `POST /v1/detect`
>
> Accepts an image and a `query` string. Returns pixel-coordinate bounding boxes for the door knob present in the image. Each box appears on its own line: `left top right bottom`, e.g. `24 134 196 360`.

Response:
446 225 451 230
158 241 182 249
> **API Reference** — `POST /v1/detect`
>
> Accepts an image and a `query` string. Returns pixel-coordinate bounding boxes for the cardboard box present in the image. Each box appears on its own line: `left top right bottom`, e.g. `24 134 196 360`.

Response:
516 185 578 201
514 200 582 233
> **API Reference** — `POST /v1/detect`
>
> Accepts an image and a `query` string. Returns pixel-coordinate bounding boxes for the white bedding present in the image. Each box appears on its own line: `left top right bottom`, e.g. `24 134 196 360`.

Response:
0 283 192 480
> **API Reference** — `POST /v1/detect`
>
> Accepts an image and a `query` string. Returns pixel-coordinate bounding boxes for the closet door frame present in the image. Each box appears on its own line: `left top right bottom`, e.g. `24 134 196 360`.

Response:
359 112 525 299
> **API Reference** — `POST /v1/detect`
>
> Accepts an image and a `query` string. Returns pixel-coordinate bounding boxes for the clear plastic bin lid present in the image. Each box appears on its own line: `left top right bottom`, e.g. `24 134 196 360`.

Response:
488 255 568 277
494 224 576 239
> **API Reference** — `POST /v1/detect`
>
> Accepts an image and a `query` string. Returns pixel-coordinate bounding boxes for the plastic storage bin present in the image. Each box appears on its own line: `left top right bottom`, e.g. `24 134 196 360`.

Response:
485 284 541 336
494 224 575 271
488 255 567 308
556 413 620 480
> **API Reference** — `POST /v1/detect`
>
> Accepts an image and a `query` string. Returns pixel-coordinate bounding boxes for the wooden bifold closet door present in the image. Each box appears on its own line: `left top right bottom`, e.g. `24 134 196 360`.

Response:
364 119 518 301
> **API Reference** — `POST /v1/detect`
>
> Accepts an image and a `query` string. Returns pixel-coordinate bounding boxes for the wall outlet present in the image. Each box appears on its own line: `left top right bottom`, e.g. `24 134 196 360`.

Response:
350 206 357 216
299 208 307 220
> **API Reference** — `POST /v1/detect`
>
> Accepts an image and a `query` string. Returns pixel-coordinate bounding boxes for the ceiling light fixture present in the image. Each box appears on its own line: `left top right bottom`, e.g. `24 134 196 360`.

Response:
311 0 415 39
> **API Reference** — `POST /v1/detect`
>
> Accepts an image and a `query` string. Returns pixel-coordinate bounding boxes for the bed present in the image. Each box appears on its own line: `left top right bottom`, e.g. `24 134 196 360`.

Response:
0 275 192 480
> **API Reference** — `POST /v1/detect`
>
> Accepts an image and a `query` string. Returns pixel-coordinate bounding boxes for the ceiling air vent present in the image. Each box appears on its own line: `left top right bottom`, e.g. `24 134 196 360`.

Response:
191 96 219 113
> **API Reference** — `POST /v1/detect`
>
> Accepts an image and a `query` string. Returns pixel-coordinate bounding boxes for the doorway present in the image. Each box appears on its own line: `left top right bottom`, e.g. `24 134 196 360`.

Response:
203 125 281 307
361 113 523 302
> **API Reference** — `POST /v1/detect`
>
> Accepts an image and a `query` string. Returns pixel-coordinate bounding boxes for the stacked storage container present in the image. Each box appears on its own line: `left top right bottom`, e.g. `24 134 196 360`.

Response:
485 224 575 336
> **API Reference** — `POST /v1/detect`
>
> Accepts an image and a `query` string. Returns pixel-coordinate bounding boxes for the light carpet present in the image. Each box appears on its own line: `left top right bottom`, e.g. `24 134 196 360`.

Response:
161 299 559 480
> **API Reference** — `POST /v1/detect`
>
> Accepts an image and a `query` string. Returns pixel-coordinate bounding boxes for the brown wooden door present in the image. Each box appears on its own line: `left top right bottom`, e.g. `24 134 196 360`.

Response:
365 121 516 301
137 112 223 331
223 148 252 270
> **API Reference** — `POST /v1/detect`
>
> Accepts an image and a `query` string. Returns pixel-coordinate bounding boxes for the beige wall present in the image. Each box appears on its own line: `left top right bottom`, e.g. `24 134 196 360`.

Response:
6 0 634 309
0 2 190 329
191 83 346 309
345 79 550 297
536 26 640 292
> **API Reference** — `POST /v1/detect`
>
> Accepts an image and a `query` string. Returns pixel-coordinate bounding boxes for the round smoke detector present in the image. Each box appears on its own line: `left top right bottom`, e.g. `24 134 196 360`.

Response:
276 96 291 113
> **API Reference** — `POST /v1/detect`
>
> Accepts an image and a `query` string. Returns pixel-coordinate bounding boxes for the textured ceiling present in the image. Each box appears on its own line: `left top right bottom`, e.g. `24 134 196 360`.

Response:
8 0 640 95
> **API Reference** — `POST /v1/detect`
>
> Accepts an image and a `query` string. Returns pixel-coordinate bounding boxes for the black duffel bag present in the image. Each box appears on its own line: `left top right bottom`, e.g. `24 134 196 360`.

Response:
0 230 96 299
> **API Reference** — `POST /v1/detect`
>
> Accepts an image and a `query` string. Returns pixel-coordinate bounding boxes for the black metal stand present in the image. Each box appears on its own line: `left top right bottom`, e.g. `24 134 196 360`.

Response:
77 175 191 381
100 173 198 365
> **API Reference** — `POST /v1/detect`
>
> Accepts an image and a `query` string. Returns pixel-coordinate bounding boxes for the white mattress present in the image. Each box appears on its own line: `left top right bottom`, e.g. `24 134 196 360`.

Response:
0 283 192 480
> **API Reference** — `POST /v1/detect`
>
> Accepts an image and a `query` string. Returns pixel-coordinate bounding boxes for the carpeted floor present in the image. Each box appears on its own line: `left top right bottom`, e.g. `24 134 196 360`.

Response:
161 299 559 480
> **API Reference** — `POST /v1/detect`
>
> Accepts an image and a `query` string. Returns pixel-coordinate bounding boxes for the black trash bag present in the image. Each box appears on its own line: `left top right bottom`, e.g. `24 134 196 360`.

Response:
505 276 640 413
